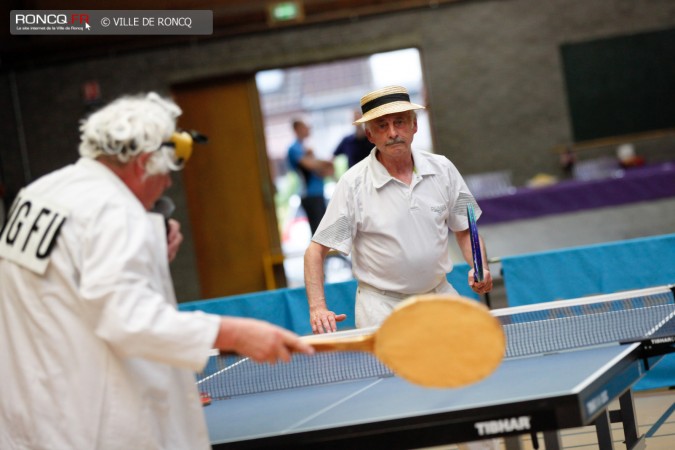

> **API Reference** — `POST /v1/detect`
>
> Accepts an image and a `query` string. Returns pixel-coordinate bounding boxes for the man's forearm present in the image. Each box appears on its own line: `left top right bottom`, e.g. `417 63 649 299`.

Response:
304 242 328 310
455 229 474 266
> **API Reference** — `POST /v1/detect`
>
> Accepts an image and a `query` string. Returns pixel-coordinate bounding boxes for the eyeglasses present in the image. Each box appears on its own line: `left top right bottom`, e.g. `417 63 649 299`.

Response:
160 130 208 170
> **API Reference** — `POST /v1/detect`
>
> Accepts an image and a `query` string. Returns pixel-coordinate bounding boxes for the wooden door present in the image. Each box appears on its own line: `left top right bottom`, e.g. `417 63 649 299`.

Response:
172 77 284 298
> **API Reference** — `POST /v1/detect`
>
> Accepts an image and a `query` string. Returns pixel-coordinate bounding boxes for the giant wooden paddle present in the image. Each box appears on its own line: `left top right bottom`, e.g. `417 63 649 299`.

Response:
304 294 506 388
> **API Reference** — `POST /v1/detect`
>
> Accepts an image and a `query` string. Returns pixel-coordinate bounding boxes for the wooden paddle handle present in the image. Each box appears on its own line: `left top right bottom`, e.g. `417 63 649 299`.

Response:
303 334 375 353
207 334 375 358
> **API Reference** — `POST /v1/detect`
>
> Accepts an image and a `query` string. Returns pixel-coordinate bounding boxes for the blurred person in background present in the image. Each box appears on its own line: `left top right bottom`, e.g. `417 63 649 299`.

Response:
287 118 334 235
333 109 374 169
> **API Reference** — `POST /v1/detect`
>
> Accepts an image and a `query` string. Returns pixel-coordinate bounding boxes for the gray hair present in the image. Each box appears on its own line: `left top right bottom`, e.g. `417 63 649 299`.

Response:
78 92 181 174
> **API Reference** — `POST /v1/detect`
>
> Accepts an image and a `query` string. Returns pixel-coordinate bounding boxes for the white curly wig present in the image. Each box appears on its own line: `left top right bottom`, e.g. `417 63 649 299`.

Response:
79 92 182 174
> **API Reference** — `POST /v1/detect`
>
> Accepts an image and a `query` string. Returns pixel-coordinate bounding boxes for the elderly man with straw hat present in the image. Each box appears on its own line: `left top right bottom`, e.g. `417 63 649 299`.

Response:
304 85 493 332
304 85 496 449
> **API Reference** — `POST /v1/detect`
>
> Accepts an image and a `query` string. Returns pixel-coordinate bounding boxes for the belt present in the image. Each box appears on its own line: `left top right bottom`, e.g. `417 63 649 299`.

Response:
358 280 448 300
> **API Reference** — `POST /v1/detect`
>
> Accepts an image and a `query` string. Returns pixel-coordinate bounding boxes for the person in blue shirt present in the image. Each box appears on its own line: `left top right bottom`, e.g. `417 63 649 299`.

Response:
287 119 334 235
333 110 374 168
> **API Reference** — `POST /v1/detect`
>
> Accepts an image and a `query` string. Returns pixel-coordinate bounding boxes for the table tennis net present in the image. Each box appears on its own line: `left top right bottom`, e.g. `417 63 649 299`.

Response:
197 329 393 400
498 286 675 358
196 285 675 400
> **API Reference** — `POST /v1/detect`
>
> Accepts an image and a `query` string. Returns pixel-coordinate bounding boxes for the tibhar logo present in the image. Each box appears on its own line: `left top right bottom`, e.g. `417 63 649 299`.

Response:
15 13 89 25
474 416 532 436
651 336 675 344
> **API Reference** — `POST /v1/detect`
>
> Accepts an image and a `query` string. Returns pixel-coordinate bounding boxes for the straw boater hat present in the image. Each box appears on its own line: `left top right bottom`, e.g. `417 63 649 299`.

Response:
353 86 425 124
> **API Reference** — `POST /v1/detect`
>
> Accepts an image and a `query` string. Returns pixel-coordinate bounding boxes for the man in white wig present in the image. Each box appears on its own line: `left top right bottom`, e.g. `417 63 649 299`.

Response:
0 92 313 449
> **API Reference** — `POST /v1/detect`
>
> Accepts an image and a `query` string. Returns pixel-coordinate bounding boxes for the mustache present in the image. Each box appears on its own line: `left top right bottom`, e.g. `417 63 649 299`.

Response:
385 137 406 146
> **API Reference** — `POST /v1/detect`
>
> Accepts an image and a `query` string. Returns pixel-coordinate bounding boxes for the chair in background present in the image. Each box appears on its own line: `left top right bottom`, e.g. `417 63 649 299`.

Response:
572 156 622 181
464 170 516 199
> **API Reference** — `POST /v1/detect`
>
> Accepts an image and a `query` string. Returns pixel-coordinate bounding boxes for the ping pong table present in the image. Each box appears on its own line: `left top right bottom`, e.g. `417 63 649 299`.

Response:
199 285 675 450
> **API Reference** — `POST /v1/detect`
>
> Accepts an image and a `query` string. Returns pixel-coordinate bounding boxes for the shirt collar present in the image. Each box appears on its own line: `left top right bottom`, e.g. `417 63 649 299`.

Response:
367 148 433 189
76 157 139 203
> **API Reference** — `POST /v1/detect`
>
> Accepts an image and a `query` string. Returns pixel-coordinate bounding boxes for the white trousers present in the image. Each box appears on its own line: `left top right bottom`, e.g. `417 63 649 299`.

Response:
355 278 459 328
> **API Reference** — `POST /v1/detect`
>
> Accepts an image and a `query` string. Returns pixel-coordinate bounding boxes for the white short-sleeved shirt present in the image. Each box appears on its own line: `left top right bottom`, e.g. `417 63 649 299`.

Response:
313 148 480 294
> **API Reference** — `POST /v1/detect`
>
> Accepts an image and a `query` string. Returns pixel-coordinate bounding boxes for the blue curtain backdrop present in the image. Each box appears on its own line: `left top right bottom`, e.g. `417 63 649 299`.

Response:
180 263 477 337
500 233 675 390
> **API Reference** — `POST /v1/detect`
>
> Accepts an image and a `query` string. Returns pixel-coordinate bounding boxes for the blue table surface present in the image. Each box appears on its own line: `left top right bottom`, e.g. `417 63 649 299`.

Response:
205 343 642 445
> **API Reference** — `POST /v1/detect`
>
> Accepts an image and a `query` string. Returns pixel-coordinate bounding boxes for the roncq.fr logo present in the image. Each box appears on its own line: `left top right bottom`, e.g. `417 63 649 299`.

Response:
14 13 90 26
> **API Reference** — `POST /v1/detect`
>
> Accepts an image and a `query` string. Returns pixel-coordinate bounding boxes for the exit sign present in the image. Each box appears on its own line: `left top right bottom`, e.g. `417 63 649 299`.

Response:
267 1 304 25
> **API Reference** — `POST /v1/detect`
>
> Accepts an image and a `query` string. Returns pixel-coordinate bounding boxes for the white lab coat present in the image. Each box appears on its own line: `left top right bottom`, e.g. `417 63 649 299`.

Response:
0 158 221 449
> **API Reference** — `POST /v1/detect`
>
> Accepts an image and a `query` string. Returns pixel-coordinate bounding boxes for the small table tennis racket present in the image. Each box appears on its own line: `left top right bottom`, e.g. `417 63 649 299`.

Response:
304 294 505 388
467 203 484 282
